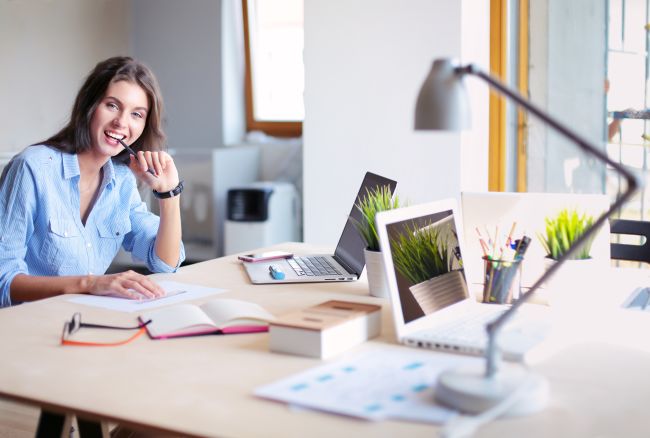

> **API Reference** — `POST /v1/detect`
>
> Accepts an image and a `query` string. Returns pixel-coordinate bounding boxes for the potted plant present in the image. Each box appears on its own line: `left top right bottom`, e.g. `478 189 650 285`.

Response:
390 219 467 313
537 208 597 304
353 185 400 297
538 208 596 261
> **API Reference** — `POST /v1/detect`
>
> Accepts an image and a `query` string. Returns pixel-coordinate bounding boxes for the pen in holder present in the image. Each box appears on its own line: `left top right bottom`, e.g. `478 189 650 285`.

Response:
482 256 522 304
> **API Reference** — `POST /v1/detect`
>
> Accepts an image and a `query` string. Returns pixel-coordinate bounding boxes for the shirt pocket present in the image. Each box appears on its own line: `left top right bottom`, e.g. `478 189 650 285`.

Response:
97 219 132 256
42 219 81 271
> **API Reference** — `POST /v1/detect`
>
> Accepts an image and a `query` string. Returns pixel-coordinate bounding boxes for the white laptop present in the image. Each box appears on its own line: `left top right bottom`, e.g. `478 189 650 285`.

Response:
461 192 610 292
243 172 397 284
376 199 549 361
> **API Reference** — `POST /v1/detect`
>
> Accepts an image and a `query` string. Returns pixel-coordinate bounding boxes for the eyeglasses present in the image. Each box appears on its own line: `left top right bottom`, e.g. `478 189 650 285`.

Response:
60 312 152 347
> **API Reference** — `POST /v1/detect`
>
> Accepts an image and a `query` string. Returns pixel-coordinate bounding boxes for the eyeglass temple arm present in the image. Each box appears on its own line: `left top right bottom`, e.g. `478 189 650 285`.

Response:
80 319 152 330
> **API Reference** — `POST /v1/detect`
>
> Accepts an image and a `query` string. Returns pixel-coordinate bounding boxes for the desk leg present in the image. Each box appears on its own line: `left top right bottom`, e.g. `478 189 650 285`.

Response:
35 410 70 438
36 410 107 438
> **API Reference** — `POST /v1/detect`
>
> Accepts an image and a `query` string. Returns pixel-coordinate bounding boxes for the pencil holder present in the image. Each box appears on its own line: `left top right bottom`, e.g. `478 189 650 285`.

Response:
482 256 522 304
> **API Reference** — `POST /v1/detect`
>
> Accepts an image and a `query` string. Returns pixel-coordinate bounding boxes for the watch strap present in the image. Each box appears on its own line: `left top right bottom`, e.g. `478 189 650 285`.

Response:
153 180 184 199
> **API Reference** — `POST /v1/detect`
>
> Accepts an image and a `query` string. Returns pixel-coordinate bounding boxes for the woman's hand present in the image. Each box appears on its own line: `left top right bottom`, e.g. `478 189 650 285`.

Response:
88 271 165 300
129 150 180 193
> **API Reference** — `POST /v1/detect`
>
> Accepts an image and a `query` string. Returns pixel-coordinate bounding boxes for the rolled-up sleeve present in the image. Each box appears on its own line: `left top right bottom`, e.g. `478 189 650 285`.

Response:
0 159 37 307
120 177 185 273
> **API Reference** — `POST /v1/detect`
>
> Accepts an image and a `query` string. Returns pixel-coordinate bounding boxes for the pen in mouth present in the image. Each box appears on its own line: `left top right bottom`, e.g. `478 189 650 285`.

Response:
117 138 158 178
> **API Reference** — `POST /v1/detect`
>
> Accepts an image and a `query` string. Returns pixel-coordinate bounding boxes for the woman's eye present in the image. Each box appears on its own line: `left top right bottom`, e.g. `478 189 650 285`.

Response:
107 102 119 111
132 112 144 119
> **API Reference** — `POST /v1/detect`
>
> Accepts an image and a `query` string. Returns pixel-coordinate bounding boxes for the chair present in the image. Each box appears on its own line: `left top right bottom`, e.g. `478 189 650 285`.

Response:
610 219 650 263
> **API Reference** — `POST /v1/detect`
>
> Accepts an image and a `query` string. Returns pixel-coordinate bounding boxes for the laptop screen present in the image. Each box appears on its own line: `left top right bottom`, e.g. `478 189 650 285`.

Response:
384 206 469 324
334 172 397 276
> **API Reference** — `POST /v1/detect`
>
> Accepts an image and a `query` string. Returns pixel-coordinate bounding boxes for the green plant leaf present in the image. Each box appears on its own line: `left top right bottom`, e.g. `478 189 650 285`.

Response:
537 208 598 260
351 185 400 251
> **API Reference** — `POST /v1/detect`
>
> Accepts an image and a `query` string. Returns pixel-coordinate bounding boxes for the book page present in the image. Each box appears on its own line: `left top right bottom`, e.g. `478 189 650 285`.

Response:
200 299 275 328
141 304 218 338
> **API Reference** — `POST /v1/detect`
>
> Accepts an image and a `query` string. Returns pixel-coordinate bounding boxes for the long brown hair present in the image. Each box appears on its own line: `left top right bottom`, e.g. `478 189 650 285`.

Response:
43 56 166 155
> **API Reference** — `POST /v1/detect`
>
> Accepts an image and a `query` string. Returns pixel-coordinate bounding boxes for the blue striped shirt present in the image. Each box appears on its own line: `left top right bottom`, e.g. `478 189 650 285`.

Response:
0 145 185 307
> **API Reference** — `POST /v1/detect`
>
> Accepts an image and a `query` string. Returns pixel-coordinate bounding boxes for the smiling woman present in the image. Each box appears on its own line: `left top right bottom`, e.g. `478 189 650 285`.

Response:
0 56 185 308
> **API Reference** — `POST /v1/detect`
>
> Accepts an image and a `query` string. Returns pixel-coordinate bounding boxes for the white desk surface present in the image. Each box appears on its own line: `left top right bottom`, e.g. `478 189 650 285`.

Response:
1 242 649 437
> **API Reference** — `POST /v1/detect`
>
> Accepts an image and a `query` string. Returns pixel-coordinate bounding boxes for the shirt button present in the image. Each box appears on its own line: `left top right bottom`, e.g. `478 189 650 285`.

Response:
63 231 68 237
87 243 92 248
88 272 93 275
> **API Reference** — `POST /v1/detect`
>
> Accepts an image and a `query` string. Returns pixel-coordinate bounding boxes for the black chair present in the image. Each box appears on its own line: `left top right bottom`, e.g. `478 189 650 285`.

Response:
610 218 650 263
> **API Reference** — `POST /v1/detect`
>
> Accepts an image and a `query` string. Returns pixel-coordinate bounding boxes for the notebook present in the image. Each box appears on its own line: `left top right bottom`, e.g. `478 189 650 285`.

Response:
460 191 610 292
376 199 549 361
139 298 274 339
243 171 397 284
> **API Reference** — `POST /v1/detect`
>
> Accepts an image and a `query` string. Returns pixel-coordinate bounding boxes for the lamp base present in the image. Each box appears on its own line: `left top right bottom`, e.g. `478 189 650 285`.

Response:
435 363 549 416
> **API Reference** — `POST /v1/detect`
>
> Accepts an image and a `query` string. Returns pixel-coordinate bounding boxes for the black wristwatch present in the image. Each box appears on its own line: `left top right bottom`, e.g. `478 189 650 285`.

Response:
152 180 184 199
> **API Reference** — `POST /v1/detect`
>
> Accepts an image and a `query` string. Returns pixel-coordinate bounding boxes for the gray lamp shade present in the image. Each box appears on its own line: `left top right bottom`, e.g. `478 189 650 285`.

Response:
414 58 471 131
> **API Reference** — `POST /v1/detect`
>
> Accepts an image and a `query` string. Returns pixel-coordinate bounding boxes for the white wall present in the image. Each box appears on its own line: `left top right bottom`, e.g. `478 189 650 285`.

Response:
303 0 486 245
0 0 130 154
131 0 224 150
460 0 490 193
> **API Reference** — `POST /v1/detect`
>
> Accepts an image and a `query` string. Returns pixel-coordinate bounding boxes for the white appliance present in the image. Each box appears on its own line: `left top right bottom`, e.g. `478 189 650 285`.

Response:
224 182 299 254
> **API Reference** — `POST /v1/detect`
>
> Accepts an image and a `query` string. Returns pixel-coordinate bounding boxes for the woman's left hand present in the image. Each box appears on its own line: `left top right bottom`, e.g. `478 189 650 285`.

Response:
128 151 180 193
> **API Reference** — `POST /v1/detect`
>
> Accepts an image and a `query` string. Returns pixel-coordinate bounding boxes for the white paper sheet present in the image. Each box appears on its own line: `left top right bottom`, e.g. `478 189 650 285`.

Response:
255 347 482 424
67 280 226 312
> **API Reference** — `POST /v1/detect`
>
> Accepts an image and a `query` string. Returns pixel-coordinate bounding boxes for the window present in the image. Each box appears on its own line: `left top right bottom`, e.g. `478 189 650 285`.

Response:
489 0 528 192
242 0 304 137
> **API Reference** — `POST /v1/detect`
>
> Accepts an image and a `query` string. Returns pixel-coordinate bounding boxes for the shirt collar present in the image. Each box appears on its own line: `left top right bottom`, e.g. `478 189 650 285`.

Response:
62 152 80 179
62 153 117 188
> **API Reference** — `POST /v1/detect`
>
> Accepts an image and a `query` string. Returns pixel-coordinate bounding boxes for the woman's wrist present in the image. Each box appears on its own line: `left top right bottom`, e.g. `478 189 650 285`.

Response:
79 275 96 294
153 180 183 199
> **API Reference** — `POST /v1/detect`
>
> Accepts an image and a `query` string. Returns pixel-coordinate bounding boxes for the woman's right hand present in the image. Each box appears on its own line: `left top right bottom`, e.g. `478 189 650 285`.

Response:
88 270 165 299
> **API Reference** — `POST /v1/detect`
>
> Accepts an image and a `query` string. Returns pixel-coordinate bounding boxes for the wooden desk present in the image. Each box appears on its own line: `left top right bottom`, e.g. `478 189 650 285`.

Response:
1 243 649 437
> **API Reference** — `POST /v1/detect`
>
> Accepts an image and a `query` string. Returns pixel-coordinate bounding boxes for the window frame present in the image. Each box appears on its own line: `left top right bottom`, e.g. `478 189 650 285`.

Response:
242 0 303 138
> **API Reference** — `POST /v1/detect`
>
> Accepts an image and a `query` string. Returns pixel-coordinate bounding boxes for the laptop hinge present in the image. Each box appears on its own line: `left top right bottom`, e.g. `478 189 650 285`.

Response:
333 255 360 278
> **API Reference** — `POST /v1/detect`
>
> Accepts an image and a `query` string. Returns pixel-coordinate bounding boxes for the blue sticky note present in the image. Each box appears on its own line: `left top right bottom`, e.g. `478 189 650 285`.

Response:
364 403 383 413
290 383 308 391
403 362 424 370
412 384 428 393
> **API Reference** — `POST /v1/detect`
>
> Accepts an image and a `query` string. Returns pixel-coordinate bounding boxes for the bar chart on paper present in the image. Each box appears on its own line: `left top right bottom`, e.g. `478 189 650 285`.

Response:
254 346 482 424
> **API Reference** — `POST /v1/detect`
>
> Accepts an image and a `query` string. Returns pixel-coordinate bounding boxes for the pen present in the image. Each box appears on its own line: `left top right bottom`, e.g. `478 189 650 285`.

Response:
118 139 158 178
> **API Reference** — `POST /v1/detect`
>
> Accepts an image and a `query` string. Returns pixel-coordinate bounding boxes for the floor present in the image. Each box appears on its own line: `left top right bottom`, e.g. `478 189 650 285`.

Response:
0 398 38 437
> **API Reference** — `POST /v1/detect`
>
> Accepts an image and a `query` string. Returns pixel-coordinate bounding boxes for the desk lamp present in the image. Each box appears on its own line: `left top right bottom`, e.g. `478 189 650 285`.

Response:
415 59 638 415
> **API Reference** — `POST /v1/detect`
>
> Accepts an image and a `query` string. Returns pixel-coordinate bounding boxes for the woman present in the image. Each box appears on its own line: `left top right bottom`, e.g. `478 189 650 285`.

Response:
0 56 185 307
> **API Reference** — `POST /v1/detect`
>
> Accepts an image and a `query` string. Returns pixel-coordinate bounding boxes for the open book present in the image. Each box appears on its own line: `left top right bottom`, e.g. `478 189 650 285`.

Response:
139 298 275 339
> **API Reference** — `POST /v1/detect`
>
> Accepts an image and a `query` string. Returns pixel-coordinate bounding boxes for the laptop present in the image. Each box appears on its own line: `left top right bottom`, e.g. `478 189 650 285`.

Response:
461 191 610 293
376 199 549 361
243 171 397 284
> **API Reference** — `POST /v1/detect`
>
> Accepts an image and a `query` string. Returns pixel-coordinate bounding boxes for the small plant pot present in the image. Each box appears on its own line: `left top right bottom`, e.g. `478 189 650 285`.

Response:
364 248 390 298
542 256 595 307
408 271 467 314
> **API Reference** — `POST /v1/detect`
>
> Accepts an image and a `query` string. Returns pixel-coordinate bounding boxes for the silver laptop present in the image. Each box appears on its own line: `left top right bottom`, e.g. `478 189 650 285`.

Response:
376 199 549 361
243 172 397 284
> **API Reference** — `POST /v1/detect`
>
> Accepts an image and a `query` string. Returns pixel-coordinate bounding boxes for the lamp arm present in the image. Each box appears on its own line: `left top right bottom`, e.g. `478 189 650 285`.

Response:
458 64 639 378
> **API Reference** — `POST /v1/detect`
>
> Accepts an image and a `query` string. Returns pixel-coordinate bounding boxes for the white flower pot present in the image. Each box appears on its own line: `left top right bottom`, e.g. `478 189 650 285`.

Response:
408 271 468 314
364 248 390 298
542 257 596 308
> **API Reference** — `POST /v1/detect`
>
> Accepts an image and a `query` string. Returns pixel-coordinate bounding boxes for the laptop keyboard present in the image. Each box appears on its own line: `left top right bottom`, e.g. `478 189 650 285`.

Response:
287 256 343 277
419 306 505 345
